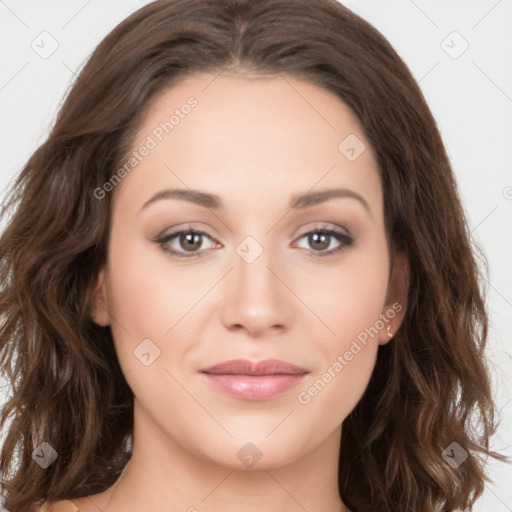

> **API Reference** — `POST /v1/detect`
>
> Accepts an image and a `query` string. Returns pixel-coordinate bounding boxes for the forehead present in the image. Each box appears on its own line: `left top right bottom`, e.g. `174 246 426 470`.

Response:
136 71 366 154
114 72 381 215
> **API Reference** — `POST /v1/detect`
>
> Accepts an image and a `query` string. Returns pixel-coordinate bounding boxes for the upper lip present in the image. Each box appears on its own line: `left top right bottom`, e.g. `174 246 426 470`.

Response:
201 358 308 376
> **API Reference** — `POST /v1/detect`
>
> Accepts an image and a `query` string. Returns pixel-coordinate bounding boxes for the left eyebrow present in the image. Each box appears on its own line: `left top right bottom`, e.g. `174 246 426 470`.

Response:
140 188 222 211
140 187 371 216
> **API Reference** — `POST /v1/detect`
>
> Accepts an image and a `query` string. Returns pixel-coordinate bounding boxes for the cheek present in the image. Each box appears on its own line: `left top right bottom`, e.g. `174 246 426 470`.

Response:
295 258 388 422
294 237 389 412
106 229 195 337
104 234 200 399
304 242 390 349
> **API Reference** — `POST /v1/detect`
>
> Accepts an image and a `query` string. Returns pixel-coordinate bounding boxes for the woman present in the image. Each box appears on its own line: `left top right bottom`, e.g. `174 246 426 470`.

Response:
0 0 507 511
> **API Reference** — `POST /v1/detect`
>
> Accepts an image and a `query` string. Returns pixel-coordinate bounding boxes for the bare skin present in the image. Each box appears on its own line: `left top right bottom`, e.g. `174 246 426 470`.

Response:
73 71 409 512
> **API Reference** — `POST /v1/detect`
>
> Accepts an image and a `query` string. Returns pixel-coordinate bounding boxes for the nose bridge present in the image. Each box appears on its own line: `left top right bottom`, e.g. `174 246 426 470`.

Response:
233 233 280 302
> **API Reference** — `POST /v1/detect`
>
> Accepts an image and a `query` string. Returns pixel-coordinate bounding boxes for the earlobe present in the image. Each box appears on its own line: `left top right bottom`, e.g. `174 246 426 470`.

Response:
88 268 111 327
378 252 409 345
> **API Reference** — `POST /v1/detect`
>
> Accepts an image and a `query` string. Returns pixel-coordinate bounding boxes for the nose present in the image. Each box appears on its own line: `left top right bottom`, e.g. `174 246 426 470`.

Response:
220 239 293 337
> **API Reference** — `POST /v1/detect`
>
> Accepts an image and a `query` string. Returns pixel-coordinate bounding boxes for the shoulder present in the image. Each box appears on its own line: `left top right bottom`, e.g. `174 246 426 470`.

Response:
38 500 80 512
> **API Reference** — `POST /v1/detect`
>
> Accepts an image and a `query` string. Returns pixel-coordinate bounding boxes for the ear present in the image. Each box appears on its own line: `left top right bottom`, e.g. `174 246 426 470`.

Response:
378 251 409 345
88 267 111 327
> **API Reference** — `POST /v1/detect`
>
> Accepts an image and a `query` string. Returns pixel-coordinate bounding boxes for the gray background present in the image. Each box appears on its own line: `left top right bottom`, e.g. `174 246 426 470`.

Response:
0 1 511 510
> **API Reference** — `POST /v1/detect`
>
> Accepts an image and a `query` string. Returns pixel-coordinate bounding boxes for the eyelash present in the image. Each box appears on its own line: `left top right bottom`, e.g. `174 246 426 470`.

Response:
155 225 355 259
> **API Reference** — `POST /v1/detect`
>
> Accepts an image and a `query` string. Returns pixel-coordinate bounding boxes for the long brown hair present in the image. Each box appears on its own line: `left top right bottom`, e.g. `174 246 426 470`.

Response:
0 1 508 511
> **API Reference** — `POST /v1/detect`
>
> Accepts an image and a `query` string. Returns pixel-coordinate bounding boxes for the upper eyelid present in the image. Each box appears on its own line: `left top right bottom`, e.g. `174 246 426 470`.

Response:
159 223 351 240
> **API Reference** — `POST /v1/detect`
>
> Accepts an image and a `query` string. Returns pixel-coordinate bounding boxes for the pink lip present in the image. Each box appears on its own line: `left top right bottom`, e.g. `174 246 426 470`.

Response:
200 358 308 400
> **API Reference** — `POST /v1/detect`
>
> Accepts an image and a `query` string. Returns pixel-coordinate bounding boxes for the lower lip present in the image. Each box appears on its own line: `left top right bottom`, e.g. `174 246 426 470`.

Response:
202 373 307 400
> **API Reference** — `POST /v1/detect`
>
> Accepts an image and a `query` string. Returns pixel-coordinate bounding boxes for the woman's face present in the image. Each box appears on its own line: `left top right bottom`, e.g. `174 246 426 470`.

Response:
91 72 407 469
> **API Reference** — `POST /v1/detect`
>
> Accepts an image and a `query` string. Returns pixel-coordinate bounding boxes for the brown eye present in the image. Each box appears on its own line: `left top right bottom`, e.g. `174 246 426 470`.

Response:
307 232 330 251
178 231 203 252
294 228 354 257
157 229 216 258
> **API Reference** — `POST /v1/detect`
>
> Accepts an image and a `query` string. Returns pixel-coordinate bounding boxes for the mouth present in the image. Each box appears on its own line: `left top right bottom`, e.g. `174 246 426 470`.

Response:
200 358 308 401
